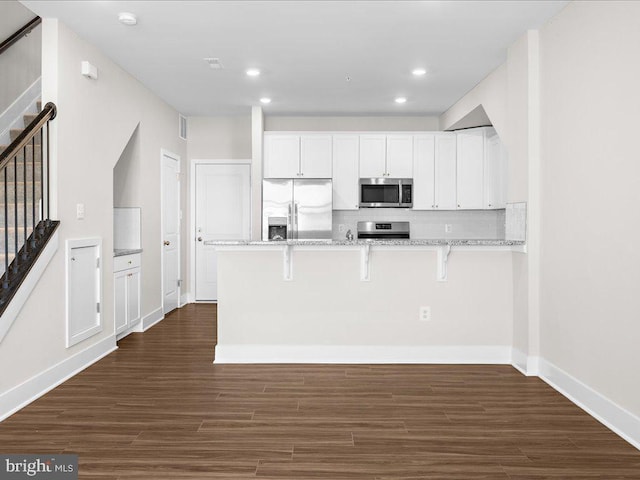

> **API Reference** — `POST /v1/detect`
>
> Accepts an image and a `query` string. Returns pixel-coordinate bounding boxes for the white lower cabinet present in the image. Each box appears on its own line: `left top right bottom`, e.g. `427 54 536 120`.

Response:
114 253 141 336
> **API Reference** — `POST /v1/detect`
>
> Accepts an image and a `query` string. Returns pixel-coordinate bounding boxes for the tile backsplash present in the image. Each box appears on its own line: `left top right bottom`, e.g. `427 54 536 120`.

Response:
333 209 506 240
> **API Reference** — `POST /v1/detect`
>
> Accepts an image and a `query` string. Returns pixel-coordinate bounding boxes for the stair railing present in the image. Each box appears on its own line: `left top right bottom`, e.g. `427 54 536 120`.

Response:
0 102 59 315
0 16 41 57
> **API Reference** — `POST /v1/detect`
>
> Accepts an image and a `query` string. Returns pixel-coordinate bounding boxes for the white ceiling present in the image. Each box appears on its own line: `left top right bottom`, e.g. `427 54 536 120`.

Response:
20 1 567 117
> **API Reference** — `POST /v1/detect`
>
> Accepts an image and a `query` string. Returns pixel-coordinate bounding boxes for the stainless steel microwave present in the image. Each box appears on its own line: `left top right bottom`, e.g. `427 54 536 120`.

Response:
359 178 413 208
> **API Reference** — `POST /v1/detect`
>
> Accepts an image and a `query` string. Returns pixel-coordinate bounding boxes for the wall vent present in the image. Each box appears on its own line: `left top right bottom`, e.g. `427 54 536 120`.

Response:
179 114 187 140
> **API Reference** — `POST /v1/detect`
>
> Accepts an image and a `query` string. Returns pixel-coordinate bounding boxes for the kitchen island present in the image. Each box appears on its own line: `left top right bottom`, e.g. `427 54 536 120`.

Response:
209 239 524 364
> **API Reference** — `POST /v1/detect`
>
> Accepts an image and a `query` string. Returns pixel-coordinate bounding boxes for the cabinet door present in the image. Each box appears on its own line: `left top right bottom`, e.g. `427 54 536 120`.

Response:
456 129 484 209
412 135 435 210
332 135 359 210
264 135 300 178
126 268 141 327
359 135 386 177
114 271 128 334
434 134 457 210
386 135 413 178
484 130 507 209
300 135 332 178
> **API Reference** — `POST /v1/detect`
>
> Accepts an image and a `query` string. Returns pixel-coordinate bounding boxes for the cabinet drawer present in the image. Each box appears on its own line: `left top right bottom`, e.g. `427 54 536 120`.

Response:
114 253 141 272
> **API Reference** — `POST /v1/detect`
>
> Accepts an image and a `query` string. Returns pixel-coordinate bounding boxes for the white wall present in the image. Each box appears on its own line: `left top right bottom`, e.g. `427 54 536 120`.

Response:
265 116 440 132
538 1 640 416
187 116 251 160
0 1 40 117
113 126 141 207
0 19 186 397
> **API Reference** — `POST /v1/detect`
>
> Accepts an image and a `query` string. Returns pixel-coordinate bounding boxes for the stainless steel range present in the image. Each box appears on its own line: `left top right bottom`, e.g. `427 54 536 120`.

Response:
357 221 410 240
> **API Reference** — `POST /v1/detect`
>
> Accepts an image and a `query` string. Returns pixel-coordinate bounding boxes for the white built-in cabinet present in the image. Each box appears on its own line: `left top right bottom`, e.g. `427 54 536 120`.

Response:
114 253 141 336
456 129 485 209
434 133 458 210
264 134 332 178
264 128 507 211
484 128 507 209
332 135 360 210
359 134 413 178
413 133 458 210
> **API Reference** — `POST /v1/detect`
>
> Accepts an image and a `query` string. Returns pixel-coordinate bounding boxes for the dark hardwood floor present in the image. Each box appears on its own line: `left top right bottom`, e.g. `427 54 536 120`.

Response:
1 303 639 479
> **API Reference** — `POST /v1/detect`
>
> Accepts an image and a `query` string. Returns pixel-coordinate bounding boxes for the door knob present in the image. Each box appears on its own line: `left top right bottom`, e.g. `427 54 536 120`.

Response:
197 237 203 242
163 240 170 246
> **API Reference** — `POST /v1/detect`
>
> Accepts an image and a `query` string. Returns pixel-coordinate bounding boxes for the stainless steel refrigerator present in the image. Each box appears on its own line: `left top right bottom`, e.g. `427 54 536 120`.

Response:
262 179 332 240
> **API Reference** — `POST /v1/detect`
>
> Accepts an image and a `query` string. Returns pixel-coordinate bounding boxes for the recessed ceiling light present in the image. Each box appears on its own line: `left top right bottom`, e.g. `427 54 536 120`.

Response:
260 97 271 104
118 12 137 26
246 68 261 77
395 97 407 104
412 68 427 76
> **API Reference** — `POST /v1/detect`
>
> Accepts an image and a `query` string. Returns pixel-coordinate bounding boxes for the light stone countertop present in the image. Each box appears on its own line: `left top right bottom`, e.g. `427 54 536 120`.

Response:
205 239 524 247
114 248 143 257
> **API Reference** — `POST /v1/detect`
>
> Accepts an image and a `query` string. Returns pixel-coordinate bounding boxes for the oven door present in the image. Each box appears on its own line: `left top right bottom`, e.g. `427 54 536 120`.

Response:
359 179 401 207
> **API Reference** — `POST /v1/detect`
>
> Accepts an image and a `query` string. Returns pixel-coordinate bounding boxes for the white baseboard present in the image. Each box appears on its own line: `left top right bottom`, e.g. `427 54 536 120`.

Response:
0 335 116 422
141 307 164 331
538 357 640 451
0 231 59 343
0 77 41 145
179 293 191 307
511 348 528 375
214 345 512 364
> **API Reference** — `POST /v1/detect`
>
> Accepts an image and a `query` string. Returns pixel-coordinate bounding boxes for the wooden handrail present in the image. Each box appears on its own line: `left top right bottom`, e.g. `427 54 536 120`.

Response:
0 102 56 172
0 16 41 57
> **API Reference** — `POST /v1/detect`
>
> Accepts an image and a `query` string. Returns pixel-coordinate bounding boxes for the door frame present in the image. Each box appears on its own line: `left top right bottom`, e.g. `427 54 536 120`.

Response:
189 159 252 303
160 148 181 313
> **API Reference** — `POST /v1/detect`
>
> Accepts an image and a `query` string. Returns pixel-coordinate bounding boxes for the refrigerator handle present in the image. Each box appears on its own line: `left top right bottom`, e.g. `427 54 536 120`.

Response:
294 202 299 240
287 203 293 240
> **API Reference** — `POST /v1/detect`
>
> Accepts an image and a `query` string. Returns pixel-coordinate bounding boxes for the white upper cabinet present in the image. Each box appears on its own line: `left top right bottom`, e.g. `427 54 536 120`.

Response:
264 134 332 178
359 135 387 177
300 135 332 178
456 129 485 209
412 135 436 210
484 128 507 209
359 135 413 178
386 135 414 178
264 135 300 178
332 135 360 210
434 133 457 210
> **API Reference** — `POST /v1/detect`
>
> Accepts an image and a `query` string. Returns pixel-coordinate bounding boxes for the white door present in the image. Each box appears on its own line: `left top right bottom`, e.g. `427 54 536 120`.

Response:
386 135 413 178
195 164 251 301
114 271 127 334
162 151 181 314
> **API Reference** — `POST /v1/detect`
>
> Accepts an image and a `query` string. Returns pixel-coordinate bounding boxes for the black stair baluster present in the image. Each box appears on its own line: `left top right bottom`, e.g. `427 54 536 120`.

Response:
39 125 44 231
3 166 8 287
46 121 50 225
13 156 18 267
31 136 35 247
22 144 27 256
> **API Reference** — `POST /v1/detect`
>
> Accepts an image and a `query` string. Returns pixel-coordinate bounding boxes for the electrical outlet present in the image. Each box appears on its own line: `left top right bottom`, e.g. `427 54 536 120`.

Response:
419 306 431 322
76 203 85 220
445 224 452 233
338 224 346 233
